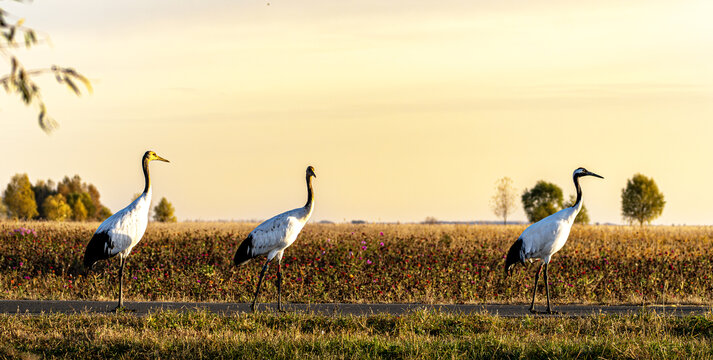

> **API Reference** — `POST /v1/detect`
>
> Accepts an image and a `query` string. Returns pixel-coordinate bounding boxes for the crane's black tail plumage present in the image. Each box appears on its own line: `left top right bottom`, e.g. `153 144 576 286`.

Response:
233 234 255 266
505 238 525 277
83 231 112 270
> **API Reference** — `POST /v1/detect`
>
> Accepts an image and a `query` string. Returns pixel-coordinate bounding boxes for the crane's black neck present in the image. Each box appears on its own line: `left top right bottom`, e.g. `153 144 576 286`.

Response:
304 174 314 209
572 174 582 208
142 156 151 194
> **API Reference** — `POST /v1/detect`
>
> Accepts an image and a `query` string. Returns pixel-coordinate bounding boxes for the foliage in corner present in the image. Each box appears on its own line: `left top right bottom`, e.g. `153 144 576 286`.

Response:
0 3 91 133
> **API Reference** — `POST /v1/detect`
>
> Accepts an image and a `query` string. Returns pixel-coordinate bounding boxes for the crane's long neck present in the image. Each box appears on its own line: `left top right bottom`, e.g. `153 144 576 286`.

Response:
304 174 314 211
572 174 583 210
142 157 151 194
303 175 314 222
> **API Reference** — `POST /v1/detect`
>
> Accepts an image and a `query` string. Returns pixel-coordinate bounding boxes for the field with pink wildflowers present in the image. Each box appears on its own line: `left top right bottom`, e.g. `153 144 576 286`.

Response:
1 221 712 305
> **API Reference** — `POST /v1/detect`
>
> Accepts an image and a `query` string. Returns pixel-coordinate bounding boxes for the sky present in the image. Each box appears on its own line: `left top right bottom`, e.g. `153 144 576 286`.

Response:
1 0 712 224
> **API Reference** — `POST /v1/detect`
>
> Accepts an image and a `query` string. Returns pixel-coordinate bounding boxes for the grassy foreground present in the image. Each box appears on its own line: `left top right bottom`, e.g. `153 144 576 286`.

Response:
1 310 713 359
1 221 713 304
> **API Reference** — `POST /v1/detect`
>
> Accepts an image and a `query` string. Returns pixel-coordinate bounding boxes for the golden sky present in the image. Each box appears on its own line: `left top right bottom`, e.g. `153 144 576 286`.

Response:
1 0 712 224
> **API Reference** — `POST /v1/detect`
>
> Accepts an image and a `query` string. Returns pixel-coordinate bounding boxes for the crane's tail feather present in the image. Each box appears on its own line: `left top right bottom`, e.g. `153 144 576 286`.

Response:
233 234 255 266
83 231 112 270
505 238 526 277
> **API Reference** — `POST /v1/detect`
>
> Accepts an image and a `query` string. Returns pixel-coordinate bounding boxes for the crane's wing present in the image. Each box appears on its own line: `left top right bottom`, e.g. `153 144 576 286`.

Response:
83 196 150 268
233 208 304 266
519 213 571 260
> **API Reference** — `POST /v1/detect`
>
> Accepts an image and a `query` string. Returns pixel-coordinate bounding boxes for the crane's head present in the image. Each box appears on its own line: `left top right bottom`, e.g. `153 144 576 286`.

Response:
574 167 603 179
306 166 317 178
144 150 170 163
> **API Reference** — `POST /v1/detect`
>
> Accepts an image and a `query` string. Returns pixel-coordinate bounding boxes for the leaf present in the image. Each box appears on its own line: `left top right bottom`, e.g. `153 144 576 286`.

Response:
63 77 80 95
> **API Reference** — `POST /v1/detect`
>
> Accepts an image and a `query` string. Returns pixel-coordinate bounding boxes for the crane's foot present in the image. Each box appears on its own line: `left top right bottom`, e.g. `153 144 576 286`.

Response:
250 303 258 313
110 305 135 313
529 307 537 314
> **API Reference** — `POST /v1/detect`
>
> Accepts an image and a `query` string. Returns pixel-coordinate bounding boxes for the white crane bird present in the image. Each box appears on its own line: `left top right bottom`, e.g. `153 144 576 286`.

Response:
233 166 316 312
505 167 603 314
83 150 169 312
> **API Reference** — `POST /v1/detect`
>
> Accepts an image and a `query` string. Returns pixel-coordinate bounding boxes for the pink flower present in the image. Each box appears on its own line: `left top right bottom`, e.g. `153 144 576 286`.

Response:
379 232 384 236
367 260 372 265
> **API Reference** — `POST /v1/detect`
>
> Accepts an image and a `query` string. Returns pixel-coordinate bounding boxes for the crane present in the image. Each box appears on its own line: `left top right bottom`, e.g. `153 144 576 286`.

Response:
233 166 316 312
505 167 603 314
83 150 169 312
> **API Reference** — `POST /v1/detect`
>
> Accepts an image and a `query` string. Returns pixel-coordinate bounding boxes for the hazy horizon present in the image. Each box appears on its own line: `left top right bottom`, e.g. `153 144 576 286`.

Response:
2 0 712 225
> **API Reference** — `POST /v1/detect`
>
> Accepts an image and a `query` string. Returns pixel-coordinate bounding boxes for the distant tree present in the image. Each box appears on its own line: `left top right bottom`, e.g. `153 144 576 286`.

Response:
96 206 113 221
32 179 57 219
0 1 91 132
42 194 72 221
521 181 563 223
70 199 88 221
2 173 38 219
422 216 439 225
0 196 6 219
621 173 665 226
153 197 177 223
490 177 517 224
66 192 95 220
564 195 590 224
57 175 84 197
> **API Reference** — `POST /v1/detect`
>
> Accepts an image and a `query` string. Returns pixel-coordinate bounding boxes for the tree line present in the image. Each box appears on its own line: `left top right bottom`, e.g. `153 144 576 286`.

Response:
1 174 177 222
491 173 665 226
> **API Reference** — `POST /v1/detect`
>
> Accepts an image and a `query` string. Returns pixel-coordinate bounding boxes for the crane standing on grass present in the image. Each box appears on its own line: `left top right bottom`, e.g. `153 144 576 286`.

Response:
234 166 316 312
505 167 603 314
83 150 169 312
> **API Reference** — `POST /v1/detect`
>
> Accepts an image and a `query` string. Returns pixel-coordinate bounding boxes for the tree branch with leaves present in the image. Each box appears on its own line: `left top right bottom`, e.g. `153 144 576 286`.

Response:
0 4 91 133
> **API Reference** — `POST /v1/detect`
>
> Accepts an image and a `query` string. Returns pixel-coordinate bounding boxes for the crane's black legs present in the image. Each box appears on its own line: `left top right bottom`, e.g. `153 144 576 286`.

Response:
544 263 558 314
529 263 543 313
251 259 270 312
276 261 284 312
111 257 130 313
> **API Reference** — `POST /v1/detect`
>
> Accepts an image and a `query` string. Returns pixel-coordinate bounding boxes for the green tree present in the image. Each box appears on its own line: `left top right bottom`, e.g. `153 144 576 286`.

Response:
490 177 517 225
0 2 91 132
2 173 38 219
42 194 72 221
621 173 665 226
66 192 94 221
564 194 590 224
153 197 177 223
32 179 57 219
71 199 88 221
521 181 563 223
97 206 113 221
0 196 6 219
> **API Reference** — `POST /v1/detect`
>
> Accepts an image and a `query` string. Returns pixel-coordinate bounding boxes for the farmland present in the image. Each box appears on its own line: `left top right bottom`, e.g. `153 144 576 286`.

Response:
1 221 712 305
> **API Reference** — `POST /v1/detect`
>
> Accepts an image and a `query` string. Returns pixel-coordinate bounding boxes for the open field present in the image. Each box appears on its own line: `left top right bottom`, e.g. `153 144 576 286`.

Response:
1 221 712 305
2 310 713 359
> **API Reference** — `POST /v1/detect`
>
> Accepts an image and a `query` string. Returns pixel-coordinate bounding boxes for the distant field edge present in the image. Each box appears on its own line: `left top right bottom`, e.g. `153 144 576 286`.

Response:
1 300 711 317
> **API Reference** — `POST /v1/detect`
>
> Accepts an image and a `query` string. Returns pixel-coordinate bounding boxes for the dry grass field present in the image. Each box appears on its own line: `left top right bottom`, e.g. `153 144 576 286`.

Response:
1 221 712 305
2 310 713 359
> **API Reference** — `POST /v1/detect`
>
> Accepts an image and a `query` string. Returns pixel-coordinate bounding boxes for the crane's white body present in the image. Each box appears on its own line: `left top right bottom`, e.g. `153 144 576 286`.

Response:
83 150 168 311
505 167 602 314
518 200 582 264
246 205 313 262
234 166 316 312
94 189 152 259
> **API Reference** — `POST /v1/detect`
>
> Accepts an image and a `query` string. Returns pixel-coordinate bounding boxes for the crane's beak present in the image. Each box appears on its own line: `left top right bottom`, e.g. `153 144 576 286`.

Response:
587 171 603 179
156 155 170 163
